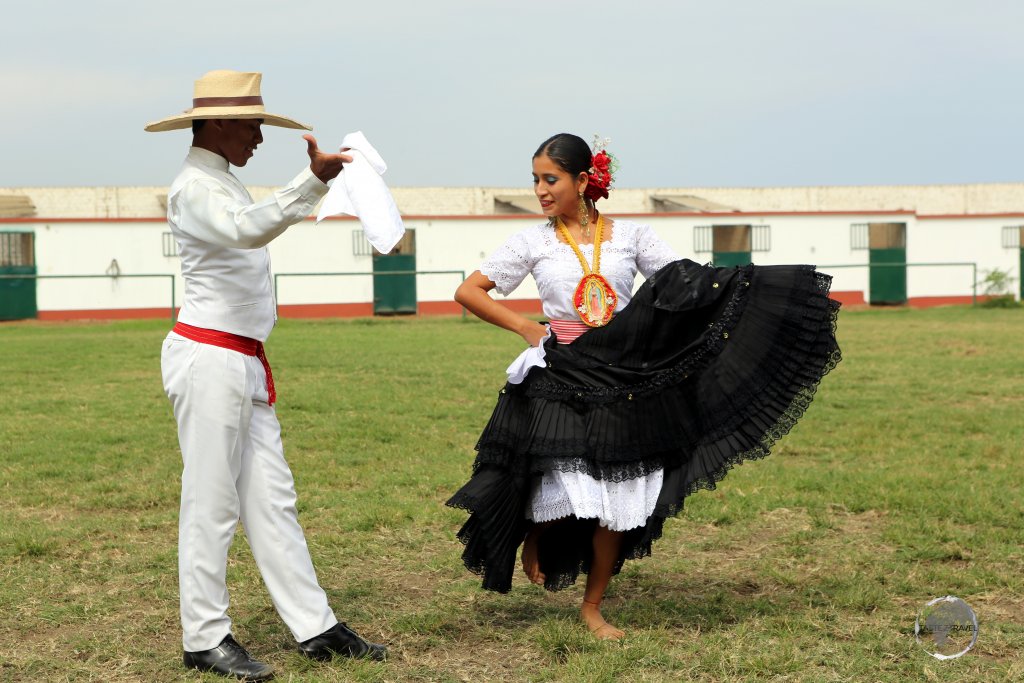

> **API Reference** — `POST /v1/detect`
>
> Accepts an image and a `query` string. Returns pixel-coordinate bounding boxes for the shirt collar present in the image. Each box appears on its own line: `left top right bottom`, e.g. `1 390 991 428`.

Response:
187 146 230 172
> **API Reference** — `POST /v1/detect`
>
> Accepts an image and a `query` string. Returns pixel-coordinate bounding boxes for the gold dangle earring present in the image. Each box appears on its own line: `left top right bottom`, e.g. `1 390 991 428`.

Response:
578 192 591 238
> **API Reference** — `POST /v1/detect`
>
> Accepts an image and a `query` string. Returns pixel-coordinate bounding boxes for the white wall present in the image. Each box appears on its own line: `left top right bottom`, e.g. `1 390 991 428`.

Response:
643 213 872 296
27 221 177 312
910 218 1019 298
268 217 372 305
6 212 1020 315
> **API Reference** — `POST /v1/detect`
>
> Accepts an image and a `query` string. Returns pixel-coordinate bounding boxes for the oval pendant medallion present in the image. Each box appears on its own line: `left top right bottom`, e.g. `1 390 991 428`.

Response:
573 273 617 327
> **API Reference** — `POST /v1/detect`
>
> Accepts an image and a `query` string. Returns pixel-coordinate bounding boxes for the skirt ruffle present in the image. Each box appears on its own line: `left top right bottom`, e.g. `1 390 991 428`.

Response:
447 259 842 592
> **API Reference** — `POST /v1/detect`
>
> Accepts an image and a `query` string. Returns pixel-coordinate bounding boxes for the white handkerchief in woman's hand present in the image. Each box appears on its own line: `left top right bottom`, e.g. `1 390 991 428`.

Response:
506 326 551 384
316 131 405 254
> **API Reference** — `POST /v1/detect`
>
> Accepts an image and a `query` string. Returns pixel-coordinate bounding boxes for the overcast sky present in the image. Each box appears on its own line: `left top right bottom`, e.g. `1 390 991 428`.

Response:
2 0 1021 189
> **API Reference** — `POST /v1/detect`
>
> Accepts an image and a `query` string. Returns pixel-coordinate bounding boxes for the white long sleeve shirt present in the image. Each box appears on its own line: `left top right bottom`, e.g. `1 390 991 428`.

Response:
167 146 328 340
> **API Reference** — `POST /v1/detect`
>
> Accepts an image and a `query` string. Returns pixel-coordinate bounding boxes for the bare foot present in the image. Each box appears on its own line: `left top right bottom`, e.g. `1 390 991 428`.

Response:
521 527 546 585
581 600 625 641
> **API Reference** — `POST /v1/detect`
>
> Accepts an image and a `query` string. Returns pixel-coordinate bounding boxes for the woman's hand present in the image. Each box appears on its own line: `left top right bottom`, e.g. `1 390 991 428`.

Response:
520 321 549 348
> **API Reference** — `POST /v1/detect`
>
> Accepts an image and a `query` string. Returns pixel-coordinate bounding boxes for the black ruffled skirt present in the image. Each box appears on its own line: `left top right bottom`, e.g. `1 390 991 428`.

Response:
447 259 842 592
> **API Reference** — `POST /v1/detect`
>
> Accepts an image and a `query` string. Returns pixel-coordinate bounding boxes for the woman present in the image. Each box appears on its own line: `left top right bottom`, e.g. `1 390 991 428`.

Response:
447 133 841 640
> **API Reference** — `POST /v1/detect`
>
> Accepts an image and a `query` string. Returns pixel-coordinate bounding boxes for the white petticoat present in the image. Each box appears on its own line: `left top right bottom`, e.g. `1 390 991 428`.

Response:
526 468 664 532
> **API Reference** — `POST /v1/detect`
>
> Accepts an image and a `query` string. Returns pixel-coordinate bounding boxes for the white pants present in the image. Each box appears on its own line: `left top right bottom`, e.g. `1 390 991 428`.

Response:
161 332 337 651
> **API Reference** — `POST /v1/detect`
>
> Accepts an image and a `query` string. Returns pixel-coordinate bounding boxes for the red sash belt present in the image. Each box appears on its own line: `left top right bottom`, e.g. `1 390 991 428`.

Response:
548 319 592 344
172 321 276 406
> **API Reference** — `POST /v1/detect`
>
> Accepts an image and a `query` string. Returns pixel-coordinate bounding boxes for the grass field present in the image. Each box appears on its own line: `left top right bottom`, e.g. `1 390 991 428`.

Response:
0 307 1021 682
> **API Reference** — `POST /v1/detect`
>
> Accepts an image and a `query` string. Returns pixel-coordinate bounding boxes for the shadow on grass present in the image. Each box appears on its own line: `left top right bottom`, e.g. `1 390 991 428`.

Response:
610 573 791 632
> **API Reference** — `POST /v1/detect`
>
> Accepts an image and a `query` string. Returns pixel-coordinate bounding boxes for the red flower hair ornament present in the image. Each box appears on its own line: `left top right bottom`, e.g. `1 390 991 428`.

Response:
584 136 618 203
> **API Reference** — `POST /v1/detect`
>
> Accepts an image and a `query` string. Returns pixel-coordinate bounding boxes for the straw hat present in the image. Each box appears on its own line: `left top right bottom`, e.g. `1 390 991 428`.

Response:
144 70 311 132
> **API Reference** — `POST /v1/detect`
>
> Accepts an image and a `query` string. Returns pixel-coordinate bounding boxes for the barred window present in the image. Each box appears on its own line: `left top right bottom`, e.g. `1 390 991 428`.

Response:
850 223 869 250
1002 225 1023 249
693 225 713 253
751 225 771 252
162 232 179 257
0 231 34 267
352 229 374 256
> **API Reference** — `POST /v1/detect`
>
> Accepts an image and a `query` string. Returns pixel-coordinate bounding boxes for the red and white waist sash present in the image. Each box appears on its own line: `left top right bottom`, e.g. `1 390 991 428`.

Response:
548 319 592 344
172 321 277 405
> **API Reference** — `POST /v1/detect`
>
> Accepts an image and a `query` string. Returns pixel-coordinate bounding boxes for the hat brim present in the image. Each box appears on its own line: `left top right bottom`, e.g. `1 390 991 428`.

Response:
145 106 311 132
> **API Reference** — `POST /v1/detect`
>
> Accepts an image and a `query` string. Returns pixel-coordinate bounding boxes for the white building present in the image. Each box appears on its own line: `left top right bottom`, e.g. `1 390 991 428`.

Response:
1 184 1021 321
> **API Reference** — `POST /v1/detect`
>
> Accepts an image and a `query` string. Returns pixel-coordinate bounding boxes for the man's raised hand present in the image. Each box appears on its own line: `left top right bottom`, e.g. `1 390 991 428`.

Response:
304 134 353 184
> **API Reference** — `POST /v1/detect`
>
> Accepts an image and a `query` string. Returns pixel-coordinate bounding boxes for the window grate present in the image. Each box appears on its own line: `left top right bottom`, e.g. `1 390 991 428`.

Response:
1002 225 1022 249
352 229 375 256
850 223 869 251
162 232 179 257
0 232 34 267
693 225 713 253
751 225 771 252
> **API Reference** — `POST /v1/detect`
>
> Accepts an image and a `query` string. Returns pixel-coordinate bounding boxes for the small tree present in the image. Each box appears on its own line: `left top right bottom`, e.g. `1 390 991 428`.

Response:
976 268 1019 307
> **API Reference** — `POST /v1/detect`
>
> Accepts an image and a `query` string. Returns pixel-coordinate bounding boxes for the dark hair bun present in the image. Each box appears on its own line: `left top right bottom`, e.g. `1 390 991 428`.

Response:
534 133 615 202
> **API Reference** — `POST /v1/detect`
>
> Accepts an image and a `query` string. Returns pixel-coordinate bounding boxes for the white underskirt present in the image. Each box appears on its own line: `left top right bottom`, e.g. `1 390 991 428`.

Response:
526 468 664 532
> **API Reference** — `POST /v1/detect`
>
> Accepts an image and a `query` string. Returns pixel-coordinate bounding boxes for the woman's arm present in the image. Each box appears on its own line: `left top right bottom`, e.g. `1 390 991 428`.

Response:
455 270 549 347
636 223 682 278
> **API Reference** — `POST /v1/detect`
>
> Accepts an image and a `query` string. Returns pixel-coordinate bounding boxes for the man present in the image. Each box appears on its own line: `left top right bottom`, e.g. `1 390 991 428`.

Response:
146 70 385 681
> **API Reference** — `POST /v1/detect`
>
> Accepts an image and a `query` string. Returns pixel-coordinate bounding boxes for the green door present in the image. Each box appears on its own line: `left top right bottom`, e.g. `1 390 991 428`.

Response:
713 250 752 267
372 229 416 315
1019 247 1023 300
868 223 907 305
0 232 37 320
712 225 752 267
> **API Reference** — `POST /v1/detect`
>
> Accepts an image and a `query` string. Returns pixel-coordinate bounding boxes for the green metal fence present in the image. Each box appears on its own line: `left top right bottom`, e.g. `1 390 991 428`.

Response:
273 269 468 318
817 262 979 305
0 273 177 320
0 271 472 322
0 263 986 321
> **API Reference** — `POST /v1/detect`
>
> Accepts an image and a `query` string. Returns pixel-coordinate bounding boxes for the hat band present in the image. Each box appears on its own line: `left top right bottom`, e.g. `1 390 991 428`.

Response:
192 95 265 108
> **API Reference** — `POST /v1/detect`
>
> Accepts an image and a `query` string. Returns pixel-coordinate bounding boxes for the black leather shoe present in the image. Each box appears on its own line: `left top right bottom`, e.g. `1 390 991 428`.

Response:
183 634 275 681
298 622 387 661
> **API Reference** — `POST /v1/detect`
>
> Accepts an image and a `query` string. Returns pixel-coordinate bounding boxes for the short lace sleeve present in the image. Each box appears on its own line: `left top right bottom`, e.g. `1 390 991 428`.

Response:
479 230 536 296
635 223 681 278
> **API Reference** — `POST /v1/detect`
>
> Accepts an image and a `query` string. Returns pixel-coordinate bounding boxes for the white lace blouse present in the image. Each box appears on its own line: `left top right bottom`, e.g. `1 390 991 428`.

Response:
480 219 680 320
480 219 681 531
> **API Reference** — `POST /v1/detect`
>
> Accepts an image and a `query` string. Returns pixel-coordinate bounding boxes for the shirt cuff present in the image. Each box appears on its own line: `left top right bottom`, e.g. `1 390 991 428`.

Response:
291 166 330 200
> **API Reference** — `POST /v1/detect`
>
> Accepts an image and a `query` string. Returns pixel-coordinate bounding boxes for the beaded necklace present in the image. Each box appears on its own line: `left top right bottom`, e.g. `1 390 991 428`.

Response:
555 215 617 327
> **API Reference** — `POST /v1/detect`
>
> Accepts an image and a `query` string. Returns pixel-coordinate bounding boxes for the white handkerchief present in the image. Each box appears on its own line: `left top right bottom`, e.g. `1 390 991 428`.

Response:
316 131 405 254
505 326 551 384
